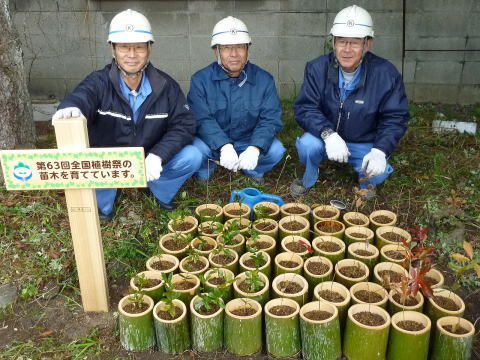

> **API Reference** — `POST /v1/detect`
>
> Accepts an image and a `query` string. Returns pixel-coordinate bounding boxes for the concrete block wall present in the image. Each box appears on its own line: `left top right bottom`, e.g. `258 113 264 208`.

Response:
10 0 480 104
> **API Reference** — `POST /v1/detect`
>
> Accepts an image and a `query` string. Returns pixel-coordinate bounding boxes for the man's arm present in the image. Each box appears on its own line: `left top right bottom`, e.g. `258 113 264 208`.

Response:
187 76 231 150
293 61 334 138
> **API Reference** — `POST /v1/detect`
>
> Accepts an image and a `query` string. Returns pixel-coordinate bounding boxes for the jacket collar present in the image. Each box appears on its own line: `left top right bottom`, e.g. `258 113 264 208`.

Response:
328 51 369 90
211 61 256 85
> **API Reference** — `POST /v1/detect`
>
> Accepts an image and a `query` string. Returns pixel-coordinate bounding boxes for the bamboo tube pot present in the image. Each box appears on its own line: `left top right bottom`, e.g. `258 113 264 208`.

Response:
145 254 179 274
430 316 475 360
313 281 351 331
224 217 251 236
425 267 445 289
252 218 279 239
425 288 465 326
246 234 276 259
254 201 280 220
153 299 190 354
272 273 309 306
347 241 379 272
343 304 391 360
312 235 346 265
388 289 424 315
313 219 345 239
373 262 409 291
208 249 239 274
388 311 431 360
233 271 270 306
118 294 156 351
195 203 223 223
218 233 246 256
274 252 304 276
375 225 411 250
343 211 370 228
264 298 301 357
311 204 340 222
130 270 164 303
281 235 312 259
334 259 370 289
224 298 263 355
344 225 374 246
278 215 310 240
159 232 189 259
178 255 210 276
300 300 342 360
190 236 217 257
190 295 224 353
198 220 222 240
239 250 271 278
223 202 251 220
380 243 408 264
171 273 200 305
369 209 397 230
280 202 310 219
350 281 388 309
204 268 235 302
303 256 334 298
167 215 199 236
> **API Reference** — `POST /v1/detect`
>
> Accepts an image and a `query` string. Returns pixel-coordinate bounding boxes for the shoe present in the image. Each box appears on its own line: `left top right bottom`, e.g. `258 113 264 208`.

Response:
98 210 115 222
195 176 209 186
360 189 376 200
155 198 177 211
249 176 265 186
290 178 310 197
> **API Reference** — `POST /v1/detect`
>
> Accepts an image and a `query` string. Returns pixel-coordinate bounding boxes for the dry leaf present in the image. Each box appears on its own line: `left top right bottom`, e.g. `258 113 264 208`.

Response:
474 264 480 278
40 330 55 336
463 241 474 260
451 253 469 262
355 196 363 208
417 175 430 180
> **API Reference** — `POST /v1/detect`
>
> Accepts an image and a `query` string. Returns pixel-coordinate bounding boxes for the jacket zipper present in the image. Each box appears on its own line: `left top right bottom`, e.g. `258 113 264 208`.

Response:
336 101 343 132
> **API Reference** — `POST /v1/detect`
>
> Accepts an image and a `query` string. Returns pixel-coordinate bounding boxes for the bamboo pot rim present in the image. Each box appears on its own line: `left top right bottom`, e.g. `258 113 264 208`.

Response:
300 300 338 324
335 259 370 281
348 303 391 330
312 235 346 255
274 252 304 271
159 232 190 253
233 271 270 297
388 289 424 310
436 316 475 337
391 310 431 334
265 297 300 318
153 298 187 324
171 273 201 292
428 288 465 314
280 202 311 217
225 298 262 319
119 294 154 317
208 249 239 267
347 242 379 259
314 281 351 306
272 273 309 296
369 210 397 226
312 205 340 220
281 235 311 256
239 250 271 271
343 212 370 226
179 255 210 274
146 254 179 272
190 294 224 319
130 270 165 292
350 281 388 306
314 219 345 235
345 225 374 239
304 256 334 278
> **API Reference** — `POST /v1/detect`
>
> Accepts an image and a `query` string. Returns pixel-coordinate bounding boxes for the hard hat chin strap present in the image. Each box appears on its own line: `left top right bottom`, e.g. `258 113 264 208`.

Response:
216 45 248 79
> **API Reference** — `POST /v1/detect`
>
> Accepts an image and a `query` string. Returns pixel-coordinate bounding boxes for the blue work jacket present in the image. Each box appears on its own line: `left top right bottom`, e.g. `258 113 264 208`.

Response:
187 61 283 152
59 61 195 164
294 52 409 157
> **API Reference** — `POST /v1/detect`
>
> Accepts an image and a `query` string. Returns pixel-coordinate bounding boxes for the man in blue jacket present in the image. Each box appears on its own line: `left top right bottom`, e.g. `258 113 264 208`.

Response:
291 5 409 198
52 9 202 220
188 16 285 184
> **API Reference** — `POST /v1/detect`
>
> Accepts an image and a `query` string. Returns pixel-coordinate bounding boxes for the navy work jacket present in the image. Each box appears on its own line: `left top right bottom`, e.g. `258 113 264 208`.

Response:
187 61 283 152
59 61 195 164
294 52 409 157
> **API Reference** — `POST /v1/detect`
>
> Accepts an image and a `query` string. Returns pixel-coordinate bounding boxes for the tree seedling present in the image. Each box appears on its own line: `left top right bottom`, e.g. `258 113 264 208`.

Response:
194 288 226 314
242 269 265 293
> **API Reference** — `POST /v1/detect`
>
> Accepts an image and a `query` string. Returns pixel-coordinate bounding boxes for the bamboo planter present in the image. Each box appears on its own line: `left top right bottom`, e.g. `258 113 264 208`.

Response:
159 232 190 258
313 219 345 239
218 233 246 256
343 211 370 228
223 202 251 220
375 225 411 250
344 225 375 246
311 204 340 222
233 271 270 306
239 250 271 278
272 273 309 305
224 217 251 236
178 255 210 276
252 218 279 239
350 281 388 309
431 316 475 360
198 220 222 240
264 298 301 357
195 203 223 223
274 252 304 276
303 256 334 297
190 295 224 353
146 254 179 274
246 234 276 259
281 235 312 259
300 301 342 360
171 273 200 305
369 209 397 230
130 270 164 303
167 215 199 236
204 268 235 302
313 281 351 331
254 201 280 220
118 294 156 351
373 262 409 291
425 267 445 289
388 311 431 360
190 236 217 256
334 259 370 289
388 289 424 315
343 304 391 360
426 288 465 326
280 202 310 219
312 235 346 265
208 249 239 274
380 243 408 264
224 298 263 356
153 299 190 354
278 215 310 240
347 241 379 272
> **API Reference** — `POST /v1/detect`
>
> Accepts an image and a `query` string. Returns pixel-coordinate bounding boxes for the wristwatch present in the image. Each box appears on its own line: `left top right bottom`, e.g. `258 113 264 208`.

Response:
320 128 335 140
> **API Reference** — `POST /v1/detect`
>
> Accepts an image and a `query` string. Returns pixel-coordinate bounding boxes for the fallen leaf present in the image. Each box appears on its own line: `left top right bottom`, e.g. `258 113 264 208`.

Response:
355 197 363 208
40 330 55 336
451 253 469 262
417 175 430 180
48 250 61 259
463 241 474 260
474 264 480 278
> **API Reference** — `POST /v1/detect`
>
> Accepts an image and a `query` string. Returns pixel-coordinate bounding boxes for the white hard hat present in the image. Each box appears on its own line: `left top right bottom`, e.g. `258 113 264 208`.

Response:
330 5 374 38
211 16 251 48
108 9 154 44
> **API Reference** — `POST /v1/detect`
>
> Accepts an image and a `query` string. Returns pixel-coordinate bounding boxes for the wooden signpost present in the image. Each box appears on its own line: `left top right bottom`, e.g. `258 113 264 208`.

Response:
0 117 147 312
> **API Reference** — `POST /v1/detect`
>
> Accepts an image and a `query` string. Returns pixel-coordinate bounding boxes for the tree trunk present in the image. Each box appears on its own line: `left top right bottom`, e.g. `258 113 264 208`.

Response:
0 0 36 153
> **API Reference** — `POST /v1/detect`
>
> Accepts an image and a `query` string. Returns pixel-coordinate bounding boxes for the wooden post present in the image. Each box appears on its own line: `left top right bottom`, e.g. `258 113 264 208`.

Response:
52 117 109 312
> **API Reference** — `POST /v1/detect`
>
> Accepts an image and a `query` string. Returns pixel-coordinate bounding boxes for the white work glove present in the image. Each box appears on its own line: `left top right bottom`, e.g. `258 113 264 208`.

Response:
52 107 83 121
324 132 350 163
361 148 387 178
145 153 163 182
238 146 260 171
219 143 239 171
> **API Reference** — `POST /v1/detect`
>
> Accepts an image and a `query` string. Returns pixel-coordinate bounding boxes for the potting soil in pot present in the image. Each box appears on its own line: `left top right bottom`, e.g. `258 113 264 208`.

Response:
250 241 271 250
318 290 345 302
350 232 368 238
355 290 383 303
384 250 405 260
208 277 226 285
423 275 439 286
269 305 296 316
378 270 403 283
255 222 276 231
307 262 330 275
199 209 219 218
442 324 469 334
316 222 343 233
238 280 265 293
348 218 367 225
123 302 150 314
243 258 267 268
315 209 336 218
174 281 195 290
316 241 341 252
285 206 307 214
397 320 425 331
184 261 205 272
354 249 374 256
278 281 303 294
196 302 221 316
380 232 405 242
392 293 419 306
372 215 394 224
304 310 332 321
157 306 183 321
231 307 257 316
163 238 188 251
193 242 214 251
227 209 248 216
283 220 305 231
285 242 307 253
339 266 366 278
172 222 195 232
150 259 175 271
279 260 300 268
432 296 460 311
135 278 162 288
352 311 385 326
211 254 235 265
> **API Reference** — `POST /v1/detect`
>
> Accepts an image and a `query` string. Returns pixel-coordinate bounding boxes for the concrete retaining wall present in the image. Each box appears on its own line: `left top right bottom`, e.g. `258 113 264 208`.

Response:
11 0 480 104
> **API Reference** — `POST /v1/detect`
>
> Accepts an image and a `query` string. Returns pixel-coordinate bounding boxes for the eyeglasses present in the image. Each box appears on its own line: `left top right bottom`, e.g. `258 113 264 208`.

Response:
335 39 365 50
116 44 149 54
218 44 248 53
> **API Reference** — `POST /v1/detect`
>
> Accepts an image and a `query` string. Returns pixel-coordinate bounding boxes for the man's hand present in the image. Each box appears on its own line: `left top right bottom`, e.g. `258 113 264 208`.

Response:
362 148 387 177
238 146 260 171
324 132 350 163
145 153 163 182
220 143 239 171
52 107 83 121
